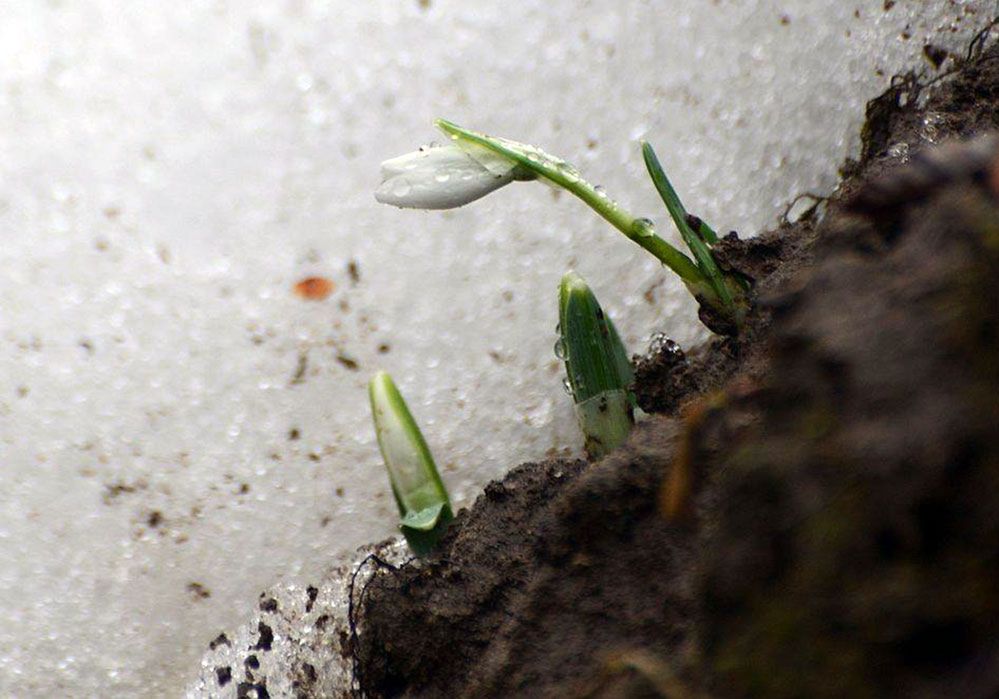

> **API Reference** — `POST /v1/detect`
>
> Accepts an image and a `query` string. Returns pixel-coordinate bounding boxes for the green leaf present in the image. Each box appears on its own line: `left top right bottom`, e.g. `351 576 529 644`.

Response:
399 509 454 558
400 502 448 532
577 390 634 459
369 371 453 556
558 272 634 457
641 142 733 310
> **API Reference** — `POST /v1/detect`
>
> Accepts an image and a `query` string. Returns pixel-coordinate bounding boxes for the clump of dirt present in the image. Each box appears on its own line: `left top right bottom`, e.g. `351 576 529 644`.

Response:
632 219 817 416
353 457 588 694
701 167 999 699
352 40 999 698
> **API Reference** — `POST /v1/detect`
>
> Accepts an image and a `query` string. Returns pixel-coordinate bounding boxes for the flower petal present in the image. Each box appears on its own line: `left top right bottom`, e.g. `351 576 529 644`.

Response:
375 145 517 209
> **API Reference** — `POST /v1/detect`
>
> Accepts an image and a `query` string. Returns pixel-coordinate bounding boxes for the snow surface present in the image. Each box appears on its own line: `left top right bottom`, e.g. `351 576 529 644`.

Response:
0 0 995 696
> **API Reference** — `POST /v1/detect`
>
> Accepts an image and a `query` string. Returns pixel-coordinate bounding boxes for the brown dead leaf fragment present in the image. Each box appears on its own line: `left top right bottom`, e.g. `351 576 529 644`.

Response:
293 276 334 300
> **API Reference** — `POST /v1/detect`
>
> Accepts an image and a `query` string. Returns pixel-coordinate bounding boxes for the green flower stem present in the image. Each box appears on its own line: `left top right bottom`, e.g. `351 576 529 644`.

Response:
437 119 704 285
635 234 706 286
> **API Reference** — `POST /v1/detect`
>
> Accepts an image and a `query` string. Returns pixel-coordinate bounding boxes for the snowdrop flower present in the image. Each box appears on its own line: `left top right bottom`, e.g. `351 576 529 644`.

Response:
375 142 524 209
377 118 749 333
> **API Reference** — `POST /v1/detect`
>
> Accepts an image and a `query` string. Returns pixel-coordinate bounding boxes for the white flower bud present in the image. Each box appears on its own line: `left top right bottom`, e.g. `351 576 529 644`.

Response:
375 143 518 209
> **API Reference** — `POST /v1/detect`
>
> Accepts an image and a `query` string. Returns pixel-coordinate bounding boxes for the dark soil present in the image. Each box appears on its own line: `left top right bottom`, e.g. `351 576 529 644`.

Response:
352 40 999 698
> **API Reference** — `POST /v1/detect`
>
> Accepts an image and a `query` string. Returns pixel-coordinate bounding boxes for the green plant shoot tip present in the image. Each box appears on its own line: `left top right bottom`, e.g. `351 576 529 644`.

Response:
558 272 635 458
368 371 453 556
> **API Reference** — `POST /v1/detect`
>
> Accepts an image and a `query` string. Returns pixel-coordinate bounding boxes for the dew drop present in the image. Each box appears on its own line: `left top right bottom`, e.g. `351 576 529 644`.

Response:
392 180 412 197
887 142 910 161
648 332 667 353
920 112 945 143
648 332 684 358
633 218 656 237
562 377 573 395
434 172 451 183
553 339 567 359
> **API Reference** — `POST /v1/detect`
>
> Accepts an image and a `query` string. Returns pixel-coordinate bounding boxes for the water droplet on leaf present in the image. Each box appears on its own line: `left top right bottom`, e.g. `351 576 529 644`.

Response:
633 218 656 237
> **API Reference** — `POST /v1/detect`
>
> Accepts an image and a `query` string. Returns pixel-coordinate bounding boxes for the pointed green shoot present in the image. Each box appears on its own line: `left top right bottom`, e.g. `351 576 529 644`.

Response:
558 272 635 458
368 371 453 556
641 141 734 311
436 119 704 285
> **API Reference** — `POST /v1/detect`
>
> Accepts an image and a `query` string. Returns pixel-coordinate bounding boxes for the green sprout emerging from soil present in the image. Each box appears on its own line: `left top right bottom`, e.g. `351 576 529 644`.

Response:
368 371 453 556
377 119 749 333
367 120 750 537
558 272 635 458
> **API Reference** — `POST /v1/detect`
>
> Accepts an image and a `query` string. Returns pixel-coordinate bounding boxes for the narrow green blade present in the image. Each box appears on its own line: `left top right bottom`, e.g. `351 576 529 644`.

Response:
641 142 733 310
